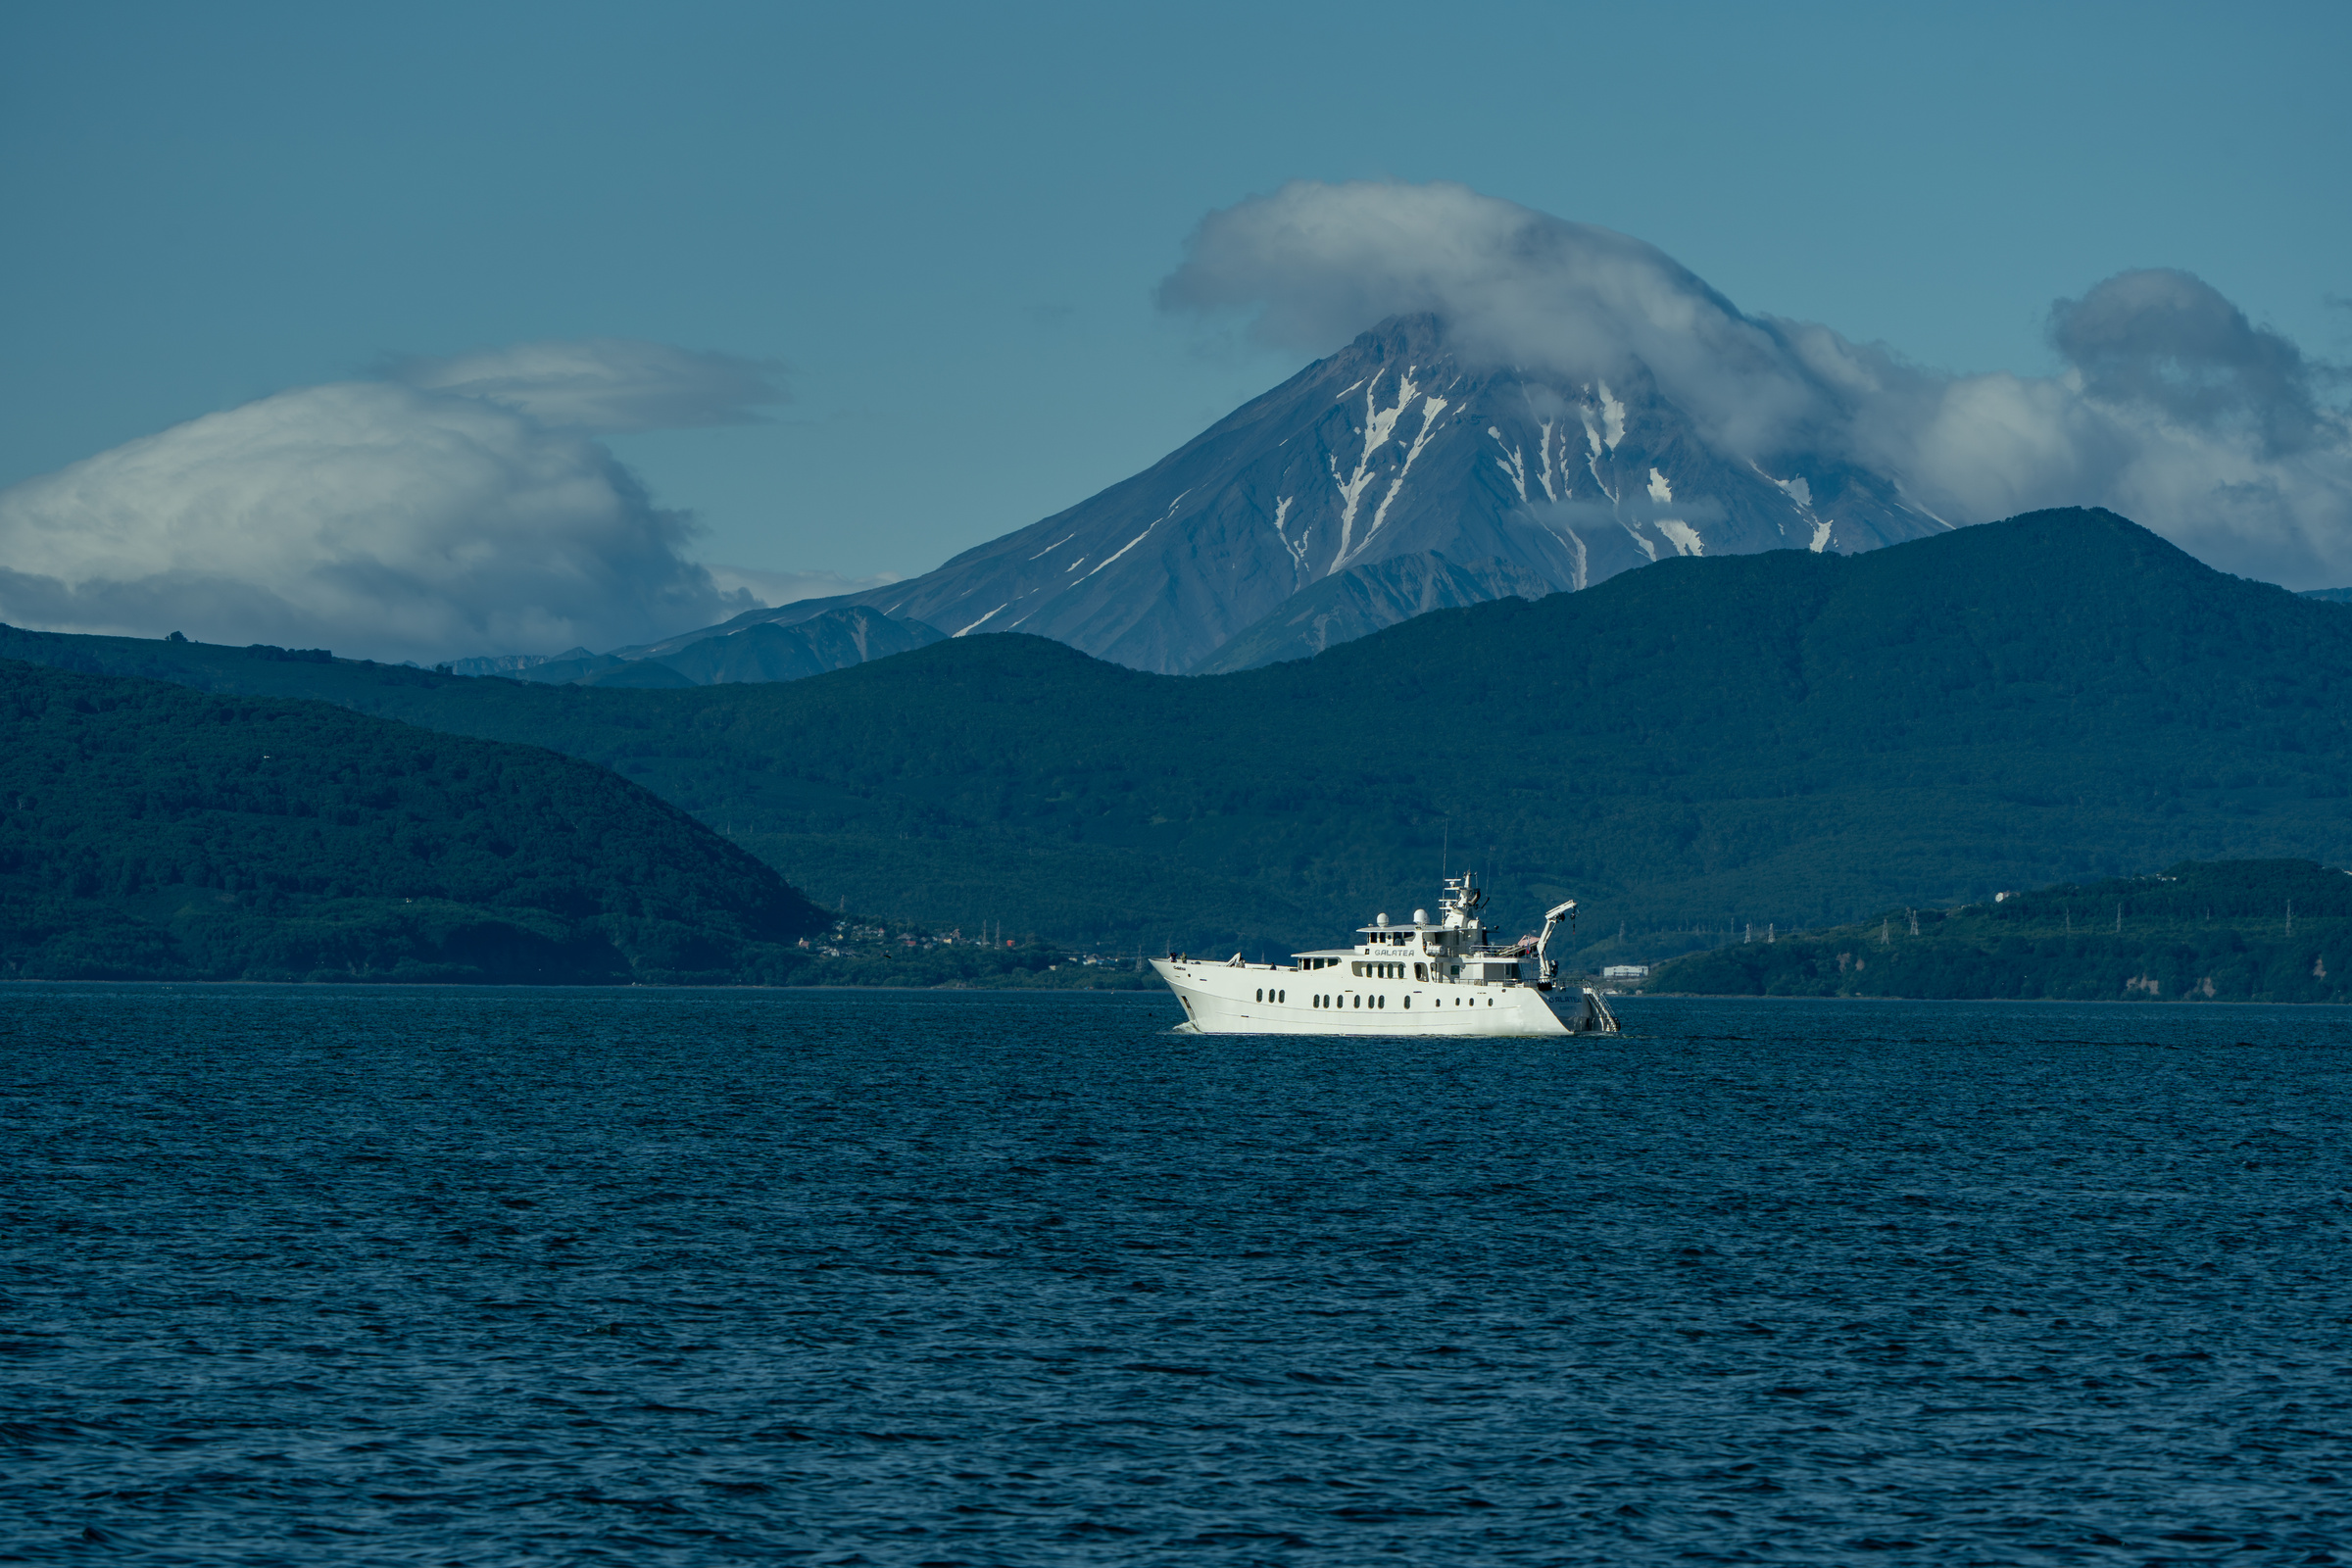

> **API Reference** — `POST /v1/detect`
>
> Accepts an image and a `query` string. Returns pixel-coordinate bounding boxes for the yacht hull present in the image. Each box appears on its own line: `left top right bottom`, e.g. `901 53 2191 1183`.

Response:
1153 958 1611 1037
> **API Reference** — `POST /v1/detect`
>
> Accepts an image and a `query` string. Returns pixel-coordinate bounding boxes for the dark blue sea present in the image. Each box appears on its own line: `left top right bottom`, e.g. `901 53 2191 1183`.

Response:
6 987 2352 1564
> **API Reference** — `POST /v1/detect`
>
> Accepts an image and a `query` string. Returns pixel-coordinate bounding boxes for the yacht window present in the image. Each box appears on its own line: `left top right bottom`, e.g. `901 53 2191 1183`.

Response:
1277 990 1285 1003
1403 996 1411 1008
1254 988 1262 1002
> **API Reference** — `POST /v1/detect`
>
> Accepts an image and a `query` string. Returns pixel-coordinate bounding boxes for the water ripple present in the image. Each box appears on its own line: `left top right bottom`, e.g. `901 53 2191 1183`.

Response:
5 987 2351 1563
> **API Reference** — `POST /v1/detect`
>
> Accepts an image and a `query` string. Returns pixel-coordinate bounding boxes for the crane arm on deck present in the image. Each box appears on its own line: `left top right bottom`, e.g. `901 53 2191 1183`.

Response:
1535 899 1577 984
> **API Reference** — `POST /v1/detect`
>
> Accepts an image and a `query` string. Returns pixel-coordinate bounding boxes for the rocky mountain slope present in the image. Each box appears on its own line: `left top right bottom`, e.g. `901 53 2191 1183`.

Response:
702 313 1950 673
1192 551 1555 673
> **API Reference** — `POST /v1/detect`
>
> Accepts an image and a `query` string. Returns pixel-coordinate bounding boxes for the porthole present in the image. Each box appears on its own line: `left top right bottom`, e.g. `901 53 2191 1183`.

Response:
1279 990 1286 1003
1254 988 1262 1002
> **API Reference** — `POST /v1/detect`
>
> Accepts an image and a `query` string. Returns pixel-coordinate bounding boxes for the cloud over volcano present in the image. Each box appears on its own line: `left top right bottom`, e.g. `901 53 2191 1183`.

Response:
1161 180 2352 588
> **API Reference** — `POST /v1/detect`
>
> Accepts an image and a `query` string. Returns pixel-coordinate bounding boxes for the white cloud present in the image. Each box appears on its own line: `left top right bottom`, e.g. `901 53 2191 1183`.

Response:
0 377 756 663
1162 180 2352 587
384 337 787 431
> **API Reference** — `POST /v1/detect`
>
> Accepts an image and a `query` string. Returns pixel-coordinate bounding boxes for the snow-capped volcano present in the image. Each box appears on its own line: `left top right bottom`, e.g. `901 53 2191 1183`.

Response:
713 314 1951 673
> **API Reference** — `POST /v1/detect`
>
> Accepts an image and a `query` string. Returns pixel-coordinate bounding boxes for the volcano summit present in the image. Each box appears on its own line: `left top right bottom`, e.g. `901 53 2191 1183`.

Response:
689 313 1950 675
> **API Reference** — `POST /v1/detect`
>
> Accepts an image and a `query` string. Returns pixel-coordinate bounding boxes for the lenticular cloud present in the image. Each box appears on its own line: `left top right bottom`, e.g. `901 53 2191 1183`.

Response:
1161 180 2352 588
0 342 775 663
384 337 787 432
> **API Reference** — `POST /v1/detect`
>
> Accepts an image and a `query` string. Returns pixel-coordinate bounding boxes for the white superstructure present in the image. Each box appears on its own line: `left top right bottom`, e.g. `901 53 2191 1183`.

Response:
1153 872 1621 1037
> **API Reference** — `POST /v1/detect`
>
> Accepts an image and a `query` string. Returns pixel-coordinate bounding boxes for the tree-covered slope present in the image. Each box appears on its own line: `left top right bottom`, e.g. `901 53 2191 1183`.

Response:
1646 858 2352 1002
0 661 827 982
8 510 2350 962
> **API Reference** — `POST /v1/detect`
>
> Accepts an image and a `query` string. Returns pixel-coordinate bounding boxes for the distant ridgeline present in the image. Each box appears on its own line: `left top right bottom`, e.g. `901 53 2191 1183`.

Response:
449 606 944 688
1648 859 2352 1002
8 510 2352 962
0 660 828 983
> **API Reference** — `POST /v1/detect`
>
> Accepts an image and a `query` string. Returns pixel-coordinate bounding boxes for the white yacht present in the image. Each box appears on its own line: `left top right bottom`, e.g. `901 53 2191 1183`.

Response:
1154 872 1621 1036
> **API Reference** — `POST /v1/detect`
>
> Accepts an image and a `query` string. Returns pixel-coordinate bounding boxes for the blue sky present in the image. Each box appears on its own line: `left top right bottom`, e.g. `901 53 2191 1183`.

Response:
4 0 2347 594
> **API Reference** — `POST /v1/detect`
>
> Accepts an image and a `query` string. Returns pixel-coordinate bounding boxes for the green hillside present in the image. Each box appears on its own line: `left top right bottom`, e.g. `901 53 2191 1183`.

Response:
1646 858 2352 1002
8 510 2352 962
0 661 826 982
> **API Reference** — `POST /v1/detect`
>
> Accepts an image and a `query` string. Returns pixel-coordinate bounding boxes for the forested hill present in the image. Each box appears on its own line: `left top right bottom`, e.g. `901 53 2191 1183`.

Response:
0 661 827 982
1648 858 2352 1002
7 509 2352 963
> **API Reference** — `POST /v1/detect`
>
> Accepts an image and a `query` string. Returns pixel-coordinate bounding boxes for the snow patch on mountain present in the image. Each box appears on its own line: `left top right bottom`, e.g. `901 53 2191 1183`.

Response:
633 314 1949 674
1657 518 1704 557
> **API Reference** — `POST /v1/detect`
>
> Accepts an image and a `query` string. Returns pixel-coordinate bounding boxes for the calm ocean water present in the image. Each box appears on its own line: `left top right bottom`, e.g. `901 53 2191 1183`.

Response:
6 986 2352 1565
